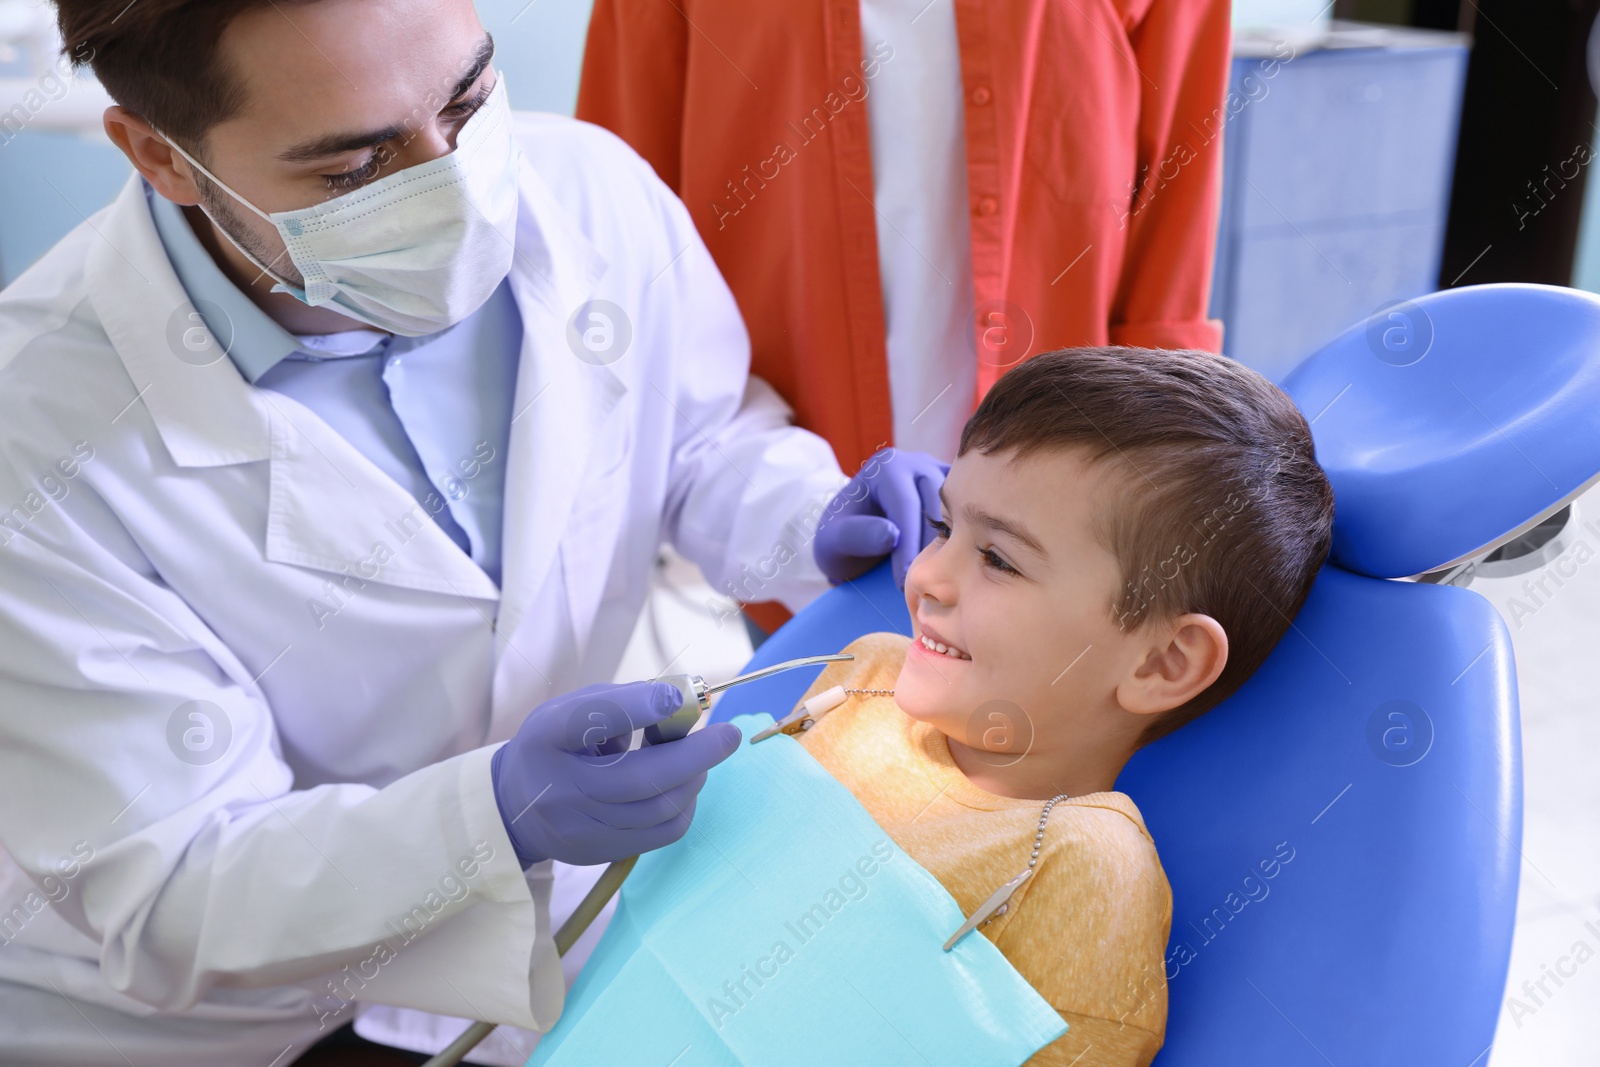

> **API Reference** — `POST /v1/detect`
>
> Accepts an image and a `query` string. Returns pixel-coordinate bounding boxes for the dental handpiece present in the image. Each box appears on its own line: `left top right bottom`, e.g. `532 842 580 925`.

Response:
644 653 855 744
420 651 855 1067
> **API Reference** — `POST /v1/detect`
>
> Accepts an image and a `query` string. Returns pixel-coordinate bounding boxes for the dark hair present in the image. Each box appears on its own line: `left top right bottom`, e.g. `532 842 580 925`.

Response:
958 346 1335 745
53 0 310 150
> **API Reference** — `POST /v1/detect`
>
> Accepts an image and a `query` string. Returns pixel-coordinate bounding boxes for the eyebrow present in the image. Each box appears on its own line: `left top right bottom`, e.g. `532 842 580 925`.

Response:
938 485 1048 559
275 34 496 164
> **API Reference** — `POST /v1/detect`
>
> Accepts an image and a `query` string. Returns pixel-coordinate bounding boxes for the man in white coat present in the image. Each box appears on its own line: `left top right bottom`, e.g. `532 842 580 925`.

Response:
0 0 950 1063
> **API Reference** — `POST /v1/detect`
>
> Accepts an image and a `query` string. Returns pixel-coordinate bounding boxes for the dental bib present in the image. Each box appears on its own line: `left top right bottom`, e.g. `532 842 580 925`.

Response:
528 713 1066 1067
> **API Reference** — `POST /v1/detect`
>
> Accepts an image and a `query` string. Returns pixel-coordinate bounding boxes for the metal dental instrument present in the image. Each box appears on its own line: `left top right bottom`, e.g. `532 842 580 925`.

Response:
943 868 1033 952
749 683 850 743
645 653 855 743
421 653 854 1067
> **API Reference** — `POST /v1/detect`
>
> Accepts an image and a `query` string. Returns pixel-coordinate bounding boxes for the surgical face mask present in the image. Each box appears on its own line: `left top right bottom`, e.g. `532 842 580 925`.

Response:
160 76 520 336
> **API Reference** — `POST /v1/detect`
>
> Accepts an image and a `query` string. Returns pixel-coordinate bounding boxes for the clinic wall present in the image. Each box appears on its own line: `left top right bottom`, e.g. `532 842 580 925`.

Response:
1208 33 1468 381
1232 0 1334 30
0 0 596 286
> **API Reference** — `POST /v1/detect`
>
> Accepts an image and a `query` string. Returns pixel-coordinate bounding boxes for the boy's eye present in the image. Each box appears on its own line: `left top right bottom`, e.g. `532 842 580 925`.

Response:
981 547 1019 575
925 513 1019 575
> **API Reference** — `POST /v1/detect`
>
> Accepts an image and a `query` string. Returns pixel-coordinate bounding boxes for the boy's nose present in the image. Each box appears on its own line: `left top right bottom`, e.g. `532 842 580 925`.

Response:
905 538 956 603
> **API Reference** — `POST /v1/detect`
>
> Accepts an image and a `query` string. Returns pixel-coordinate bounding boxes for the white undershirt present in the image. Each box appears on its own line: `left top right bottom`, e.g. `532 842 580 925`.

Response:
859 0 977 462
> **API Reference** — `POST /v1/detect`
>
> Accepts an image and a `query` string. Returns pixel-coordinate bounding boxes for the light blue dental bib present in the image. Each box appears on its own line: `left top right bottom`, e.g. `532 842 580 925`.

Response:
529 714 1067 1067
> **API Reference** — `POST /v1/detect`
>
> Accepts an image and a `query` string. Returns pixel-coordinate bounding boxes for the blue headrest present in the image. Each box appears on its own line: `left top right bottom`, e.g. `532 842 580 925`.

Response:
1282 283 1600 578
713 561 1518 1064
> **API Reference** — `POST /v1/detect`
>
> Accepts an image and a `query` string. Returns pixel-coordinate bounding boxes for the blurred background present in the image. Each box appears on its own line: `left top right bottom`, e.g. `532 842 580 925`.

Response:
3 0 1596 1060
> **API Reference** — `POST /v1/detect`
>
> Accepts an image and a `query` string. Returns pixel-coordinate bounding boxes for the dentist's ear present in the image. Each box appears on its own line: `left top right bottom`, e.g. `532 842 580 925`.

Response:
102 105 205 206
1116 613 1229 717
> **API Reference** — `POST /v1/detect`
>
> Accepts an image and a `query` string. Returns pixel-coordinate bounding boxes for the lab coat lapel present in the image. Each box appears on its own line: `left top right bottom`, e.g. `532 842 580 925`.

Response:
493 157 622 658
261 393 501 600
89 174 499 601
87 175 273 468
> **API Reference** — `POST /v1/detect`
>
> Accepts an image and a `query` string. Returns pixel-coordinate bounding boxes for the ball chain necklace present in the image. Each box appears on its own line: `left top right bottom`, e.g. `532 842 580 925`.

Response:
751 679 1072 951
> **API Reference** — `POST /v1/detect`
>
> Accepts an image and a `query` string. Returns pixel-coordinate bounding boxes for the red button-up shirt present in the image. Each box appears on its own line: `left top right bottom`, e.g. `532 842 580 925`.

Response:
579 0 1230 629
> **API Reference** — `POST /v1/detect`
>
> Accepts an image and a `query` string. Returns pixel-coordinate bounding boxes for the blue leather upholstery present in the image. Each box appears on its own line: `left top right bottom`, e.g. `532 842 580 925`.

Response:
710 283 1585 1062
1282 283 1600 578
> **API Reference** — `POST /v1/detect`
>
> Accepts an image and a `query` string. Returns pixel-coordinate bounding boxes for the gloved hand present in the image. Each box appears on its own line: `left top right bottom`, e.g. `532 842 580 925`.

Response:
814 447 950 588
491 680 742 867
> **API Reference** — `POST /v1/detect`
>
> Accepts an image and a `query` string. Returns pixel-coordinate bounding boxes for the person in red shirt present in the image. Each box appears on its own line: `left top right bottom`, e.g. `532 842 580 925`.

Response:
578 0 1231 633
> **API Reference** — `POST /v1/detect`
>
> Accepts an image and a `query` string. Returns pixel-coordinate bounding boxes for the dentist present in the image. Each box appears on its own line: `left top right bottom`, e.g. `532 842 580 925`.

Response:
0 0 945 1063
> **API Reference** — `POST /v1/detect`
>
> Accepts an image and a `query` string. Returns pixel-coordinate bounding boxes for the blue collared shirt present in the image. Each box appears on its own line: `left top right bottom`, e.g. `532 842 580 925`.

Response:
145 182 521 586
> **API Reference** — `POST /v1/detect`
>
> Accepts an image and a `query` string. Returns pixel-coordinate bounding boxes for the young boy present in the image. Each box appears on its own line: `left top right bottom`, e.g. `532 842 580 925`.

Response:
784 346 1335 1066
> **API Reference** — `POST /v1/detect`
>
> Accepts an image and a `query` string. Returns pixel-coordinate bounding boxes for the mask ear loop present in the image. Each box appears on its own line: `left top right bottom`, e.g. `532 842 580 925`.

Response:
148 123 302 292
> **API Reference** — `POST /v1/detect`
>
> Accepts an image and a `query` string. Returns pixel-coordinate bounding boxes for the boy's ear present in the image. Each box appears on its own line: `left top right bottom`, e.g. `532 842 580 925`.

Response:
1116 614 1229 717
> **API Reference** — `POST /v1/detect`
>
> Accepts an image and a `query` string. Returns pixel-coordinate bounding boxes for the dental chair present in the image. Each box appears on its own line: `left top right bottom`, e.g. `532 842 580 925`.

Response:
714 283 1600 1064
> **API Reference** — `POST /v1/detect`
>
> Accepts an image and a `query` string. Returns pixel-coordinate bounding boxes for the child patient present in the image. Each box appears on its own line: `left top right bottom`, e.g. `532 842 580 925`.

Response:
784 346 1334 1066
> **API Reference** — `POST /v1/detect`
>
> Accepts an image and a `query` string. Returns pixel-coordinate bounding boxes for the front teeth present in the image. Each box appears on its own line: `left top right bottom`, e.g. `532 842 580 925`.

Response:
920 634 970 660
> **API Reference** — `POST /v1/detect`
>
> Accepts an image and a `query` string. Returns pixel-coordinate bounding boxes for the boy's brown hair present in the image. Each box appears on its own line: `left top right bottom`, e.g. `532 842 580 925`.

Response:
958 346 1335 745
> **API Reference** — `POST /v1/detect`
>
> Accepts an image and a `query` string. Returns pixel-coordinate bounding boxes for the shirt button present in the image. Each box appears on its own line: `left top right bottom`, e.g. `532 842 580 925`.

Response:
976 196 999 216
970 85 992 106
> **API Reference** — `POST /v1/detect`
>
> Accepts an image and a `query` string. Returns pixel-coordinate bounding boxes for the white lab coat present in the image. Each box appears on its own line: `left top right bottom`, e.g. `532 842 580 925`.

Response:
0 112 848 1065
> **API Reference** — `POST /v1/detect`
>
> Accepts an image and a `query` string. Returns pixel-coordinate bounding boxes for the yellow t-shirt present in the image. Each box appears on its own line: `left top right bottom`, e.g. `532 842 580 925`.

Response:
790 633 1172 1067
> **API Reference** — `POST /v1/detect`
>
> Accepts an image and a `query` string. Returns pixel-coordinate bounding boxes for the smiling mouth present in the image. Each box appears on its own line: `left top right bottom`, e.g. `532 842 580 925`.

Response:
918 633 971 660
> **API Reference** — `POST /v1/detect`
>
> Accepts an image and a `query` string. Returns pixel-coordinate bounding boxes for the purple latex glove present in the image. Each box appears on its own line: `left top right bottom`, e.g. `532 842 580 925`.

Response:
814 447 950 589
491 680 742 867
